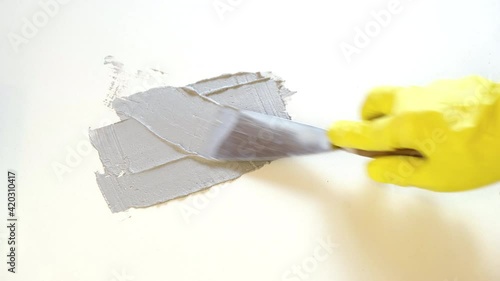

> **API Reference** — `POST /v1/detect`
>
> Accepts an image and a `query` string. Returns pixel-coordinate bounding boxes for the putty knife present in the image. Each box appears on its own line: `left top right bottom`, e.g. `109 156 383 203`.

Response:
200 108 422 161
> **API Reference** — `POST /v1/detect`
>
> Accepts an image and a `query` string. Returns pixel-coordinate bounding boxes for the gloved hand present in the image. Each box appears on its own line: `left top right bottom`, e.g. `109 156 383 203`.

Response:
328 76 500 192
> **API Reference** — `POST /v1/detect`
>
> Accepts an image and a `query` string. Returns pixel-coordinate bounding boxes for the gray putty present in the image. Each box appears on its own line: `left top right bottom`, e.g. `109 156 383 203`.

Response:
91 72 294 212
96 158 261 213
89 118 188 175
92 73 292 175
186 72 263 95
111 77 292 156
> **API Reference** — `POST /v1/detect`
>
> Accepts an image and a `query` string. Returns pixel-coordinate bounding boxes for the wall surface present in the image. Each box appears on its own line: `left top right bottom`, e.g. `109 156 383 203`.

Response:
1 0 499 280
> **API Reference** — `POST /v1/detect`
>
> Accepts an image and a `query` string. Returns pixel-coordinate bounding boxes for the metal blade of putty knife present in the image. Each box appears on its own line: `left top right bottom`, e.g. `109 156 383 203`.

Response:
200 107 422 161
200 107 332 161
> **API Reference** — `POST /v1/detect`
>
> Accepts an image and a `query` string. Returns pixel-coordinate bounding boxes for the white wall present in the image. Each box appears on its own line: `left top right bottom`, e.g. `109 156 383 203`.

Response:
1 0 499 280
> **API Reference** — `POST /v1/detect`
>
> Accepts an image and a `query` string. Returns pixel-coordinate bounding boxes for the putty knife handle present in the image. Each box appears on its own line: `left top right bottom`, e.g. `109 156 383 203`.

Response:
344 148 423 158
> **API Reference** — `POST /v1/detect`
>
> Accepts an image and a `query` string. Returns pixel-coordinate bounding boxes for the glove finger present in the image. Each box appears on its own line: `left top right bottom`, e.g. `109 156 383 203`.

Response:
328 116 416 151
328 120 392 151
328 111 447 153
367 156 427 187
367 156 461 192
361 86 401 120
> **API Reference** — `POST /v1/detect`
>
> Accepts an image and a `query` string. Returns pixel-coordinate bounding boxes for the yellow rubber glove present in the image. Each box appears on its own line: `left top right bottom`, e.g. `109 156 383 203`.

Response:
328 76 500 192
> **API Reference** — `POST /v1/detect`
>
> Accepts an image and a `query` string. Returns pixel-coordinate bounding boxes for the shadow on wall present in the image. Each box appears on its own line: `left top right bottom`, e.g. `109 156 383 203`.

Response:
254 157 496 281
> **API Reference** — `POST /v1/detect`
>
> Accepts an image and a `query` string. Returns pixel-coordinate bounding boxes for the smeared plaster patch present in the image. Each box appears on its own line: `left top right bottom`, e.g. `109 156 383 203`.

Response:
92 73 288 175
91 70 294 212
96 157 260 213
